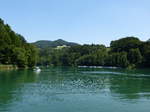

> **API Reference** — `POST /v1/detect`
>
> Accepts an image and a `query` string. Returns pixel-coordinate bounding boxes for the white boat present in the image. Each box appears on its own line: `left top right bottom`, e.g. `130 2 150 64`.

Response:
34 67 41 72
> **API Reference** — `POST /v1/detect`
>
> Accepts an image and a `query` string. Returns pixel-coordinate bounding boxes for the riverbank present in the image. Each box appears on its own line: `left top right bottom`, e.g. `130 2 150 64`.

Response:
78 65 119 69
0 65 18 70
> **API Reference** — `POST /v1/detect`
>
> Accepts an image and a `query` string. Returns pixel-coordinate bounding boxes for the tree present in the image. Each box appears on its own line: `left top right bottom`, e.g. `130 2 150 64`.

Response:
110 37 141 52
128 48 143 65
0 18 38 68
105 52 129 68
26 44 39 68
118 52 130 68
12 48 27 67
75 55 95 66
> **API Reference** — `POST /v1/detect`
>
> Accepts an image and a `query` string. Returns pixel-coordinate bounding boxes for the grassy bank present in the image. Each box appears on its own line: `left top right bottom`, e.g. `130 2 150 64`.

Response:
0 65 18 70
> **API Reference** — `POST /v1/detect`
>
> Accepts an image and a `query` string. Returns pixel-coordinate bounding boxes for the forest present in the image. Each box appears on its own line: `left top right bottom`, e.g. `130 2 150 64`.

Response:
1 18 150 69
37 37 150 69
0 18 38 68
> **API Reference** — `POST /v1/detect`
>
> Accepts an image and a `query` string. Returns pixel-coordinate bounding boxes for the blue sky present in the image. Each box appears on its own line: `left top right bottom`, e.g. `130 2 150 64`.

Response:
0 0 150 46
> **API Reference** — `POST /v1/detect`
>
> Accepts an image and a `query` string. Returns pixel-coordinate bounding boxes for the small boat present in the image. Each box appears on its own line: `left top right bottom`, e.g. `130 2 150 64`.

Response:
34 67 41 72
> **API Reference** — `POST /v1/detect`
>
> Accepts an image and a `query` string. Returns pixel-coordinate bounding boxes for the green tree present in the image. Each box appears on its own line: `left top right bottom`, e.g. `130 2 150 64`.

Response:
26 44 38 68
12 48 27 67
110 37 141 52
128 48 143 65
0 18 38 68
105 52 129 68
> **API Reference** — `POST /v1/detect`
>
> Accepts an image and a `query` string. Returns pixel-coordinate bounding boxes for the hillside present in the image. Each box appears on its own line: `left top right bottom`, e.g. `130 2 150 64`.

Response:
0 18 38 68
33 39 79 49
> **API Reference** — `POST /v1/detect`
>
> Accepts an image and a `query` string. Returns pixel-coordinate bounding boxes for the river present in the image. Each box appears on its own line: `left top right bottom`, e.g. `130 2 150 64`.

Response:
0 67 150 112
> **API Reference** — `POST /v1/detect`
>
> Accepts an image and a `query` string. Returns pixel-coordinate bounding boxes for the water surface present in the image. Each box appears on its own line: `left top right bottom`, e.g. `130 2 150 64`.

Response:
0 67 150 112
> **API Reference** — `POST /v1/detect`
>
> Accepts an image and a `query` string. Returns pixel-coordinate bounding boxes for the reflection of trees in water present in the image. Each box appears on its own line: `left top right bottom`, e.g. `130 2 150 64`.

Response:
44 67 150 101
0 70 37 107
77 67 150 101
74 67 150 101
1 67 150 108
109 76 150 100
19 67 111 103
0 67 111 107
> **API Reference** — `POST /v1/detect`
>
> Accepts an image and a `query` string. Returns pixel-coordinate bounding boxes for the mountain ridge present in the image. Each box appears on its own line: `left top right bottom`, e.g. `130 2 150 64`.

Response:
32 39 79 49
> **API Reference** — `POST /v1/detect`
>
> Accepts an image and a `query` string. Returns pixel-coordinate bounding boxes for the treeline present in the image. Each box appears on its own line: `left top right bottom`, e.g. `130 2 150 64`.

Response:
37 37 150 68
1 18 150 69
0 18 38 68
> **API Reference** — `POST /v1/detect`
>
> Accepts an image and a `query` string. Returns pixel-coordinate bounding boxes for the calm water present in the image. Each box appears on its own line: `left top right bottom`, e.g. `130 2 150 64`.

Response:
0 67 150 112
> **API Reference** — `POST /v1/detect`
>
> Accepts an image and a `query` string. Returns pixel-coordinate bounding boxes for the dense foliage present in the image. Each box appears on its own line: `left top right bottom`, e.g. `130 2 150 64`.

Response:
0 18 38 68
1 18 150 69
37 37 150 68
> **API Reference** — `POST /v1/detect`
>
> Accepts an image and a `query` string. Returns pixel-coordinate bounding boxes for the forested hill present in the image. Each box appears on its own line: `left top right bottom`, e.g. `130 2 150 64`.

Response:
0 18 38 68
1 18 150 69
37 37 150 69
33 39 79 49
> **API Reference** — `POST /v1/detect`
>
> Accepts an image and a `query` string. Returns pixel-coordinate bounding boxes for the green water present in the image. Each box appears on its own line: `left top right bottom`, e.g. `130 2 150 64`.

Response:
0 67 150 112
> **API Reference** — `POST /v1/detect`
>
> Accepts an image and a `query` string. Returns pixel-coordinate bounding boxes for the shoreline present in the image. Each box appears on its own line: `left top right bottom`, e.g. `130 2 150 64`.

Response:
0 65 18 70
78 66 119 69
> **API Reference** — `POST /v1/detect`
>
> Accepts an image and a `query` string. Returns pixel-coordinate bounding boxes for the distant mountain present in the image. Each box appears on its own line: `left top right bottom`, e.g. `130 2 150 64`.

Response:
147 39 150 42
33 39 79 49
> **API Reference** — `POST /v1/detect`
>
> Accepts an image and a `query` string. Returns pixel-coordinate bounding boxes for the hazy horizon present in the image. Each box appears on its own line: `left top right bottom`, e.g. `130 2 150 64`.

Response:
0 0 150 46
